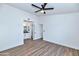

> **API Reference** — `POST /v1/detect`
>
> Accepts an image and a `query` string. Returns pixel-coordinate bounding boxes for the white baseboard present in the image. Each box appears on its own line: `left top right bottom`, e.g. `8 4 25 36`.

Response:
44 39 79 50
0 42 24 52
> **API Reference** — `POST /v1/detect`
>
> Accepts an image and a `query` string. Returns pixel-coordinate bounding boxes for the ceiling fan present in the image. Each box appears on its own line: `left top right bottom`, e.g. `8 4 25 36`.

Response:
31 3 54 14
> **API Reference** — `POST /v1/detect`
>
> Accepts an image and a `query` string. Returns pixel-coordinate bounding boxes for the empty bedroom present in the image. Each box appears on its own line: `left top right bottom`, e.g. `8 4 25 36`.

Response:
0 3 79 56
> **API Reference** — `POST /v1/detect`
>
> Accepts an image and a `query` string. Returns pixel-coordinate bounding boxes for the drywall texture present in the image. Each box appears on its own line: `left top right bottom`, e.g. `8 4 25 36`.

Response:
39 13 79 49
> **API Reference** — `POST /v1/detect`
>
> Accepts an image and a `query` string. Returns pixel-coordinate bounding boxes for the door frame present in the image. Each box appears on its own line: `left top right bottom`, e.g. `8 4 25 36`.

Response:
23 20 34 40
39 24 43 40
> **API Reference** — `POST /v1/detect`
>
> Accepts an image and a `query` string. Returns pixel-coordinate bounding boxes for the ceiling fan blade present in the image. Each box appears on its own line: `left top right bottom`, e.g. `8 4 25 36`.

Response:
35 9 42 13
41 3 47 9
44 8 54 10
32 4 41 9
43 3 47 8
41 5 44 9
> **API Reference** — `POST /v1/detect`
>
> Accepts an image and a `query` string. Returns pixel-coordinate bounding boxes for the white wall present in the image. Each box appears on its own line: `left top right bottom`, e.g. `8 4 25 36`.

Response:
39 13 79 49
0 4 40 51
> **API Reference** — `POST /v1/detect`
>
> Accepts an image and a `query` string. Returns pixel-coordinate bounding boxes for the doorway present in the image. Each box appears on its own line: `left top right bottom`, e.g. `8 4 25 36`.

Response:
39 24 43 40
23 20 33 40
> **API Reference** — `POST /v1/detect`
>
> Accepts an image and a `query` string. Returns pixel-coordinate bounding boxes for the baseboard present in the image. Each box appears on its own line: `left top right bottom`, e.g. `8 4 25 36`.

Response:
0 42 24 52
34 38 43 40
44 39 79 50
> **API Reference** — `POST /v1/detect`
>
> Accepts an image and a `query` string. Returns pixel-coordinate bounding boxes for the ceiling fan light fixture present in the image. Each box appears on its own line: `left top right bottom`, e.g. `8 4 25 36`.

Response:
32 3 54 14
40 10 44 13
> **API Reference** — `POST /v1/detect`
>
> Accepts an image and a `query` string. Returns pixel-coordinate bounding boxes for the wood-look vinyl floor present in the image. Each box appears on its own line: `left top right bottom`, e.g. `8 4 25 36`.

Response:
0 39 79 56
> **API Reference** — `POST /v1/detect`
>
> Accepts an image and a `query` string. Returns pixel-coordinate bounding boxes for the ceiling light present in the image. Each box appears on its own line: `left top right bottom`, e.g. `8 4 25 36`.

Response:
40 10 44 13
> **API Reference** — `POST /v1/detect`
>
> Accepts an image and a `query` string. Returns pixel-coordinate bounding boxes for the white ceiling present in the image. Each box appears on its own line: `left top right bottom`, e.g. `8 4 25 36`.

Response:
6 3 79 16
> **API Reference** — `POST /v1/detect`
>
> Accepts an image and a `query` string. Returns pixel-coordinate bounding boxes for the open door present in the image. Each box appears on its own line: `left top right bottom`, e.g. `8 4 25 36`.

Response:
39 24 43 40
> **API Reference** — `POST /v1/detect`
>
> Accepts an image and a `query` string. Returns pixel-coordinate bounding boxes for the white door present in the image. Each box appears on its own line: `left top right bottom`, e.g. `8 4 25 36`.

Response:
39 24 43 39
